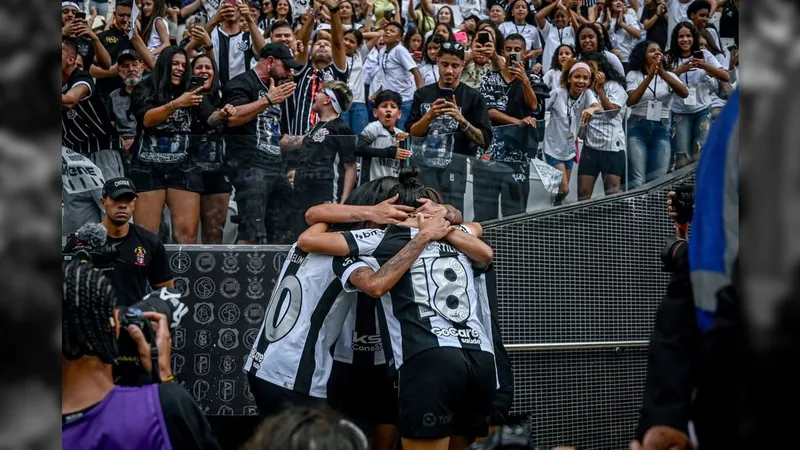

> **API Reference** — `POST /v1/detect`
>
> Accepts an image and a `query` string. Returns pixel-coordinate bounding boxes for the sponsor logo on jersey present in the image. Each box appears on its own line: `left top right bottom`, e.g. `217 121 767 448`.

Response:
353 229 381 241
351 332 382 352
431 327 482 345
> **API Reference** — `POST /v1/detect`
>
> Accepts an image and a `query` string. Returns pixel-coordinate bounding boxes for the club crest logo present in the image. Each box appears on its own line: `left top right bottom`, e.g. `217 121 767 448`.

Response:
222 252 239 274
134 246 146 267
247 277 264 299
246 253 266 274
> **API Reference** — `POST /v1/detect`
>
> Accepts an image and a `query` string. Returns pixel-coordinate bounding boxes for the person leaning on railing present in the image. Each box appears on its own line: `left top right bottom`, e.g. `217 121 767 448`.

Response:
128 46 234 244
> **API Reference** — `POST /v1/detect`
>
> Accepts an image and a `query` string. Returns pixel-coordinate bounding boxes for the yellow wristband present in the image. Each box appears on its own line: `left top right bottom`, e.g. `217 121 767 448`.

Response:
163 374 176 382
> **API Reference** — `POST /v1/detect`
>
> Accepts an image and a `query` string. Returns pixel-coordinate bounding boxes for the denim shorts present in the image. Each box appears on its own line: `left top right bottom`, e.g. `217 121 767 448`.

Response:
544 154 575 170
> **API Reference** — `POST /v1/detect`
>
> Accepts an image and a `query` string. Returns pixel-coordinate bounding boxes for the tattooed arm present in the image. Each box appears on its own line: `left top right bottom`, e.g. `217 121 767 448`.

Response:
347 214 453 298
304 194 415 226
280 134 306 151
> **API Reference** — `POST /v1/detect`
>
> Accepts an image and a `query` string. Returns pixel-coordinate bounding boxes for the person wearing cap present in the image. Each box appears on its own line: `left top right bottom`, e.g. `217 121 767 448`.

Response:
61 0 112 71
107 49 145 153
93 0 157 98
98 177 175 307
406 41 493 213
282 80 357 234
222 43 299 244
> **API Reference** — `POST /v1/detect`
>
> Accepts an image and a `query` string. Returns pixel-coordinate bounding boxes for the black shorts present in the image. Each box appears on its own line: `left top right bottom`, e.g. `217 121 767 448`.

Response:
201 171 232 195
129 165 203 193
229 167 295 244
577 147 625 178
398 348 496 441
489 382 514 426
327 361 398 426
247 372 325 419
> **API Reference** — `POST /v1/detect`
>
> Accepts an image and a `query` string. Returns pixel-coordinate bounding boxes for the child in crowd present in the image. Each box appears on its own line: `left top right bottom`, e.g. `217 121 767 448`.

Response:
355 89 413 185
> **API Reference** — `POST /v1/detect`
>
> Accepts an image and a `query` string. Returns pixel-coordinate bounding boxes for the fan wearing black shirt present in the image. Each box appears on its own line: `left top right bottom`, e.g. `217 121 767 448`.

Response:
407 42 493 213
100 177 174 307
223 43 300 244
61 1 112 71
642 0 670 50
62 36 125 181
282 81 358 235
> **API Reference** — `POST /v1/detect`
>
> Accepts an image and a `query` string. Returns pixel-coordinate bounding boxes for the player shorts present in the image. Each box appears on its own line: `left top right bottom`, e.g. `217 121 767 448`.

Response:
397 347 496 441
489 381 514 426
327 361 398 426
247 372 325 419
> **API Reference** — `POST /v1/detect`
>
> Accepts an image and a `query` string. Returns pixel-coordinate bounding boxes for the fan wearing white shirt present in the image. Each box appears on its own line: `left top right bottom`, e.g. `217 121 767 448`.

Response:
666 0 717 45
665 21 729 168
418 35 442 85
535 0 578 74
342 29 382 136
540 44 577 93
575 23 627 77
687 0 722 54
603 0 643 71
376 22 424 129
498 0 544 65
625 41 688 189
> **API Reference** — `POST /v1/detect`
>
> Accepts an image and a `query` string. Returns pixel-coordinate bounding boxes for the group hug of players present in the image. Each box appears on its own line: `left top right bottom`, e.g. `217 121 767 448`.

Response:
244 166 514 450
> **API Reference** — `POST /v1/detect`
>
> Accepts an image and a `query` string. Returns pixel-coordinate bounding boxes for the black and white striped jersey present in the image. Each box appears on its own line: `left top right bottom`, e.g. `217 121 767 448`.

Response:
474 264 512 392
280 61 348 136
62 69 119 155
244 244 361 398
341 226 494 370
332 293 387 366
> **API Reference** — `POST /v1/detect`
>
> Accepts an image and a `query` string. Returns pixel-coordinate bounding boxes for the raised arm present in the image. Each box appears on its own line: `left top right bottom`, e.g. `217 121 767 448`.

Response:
304 194 415 225
445 225 493 268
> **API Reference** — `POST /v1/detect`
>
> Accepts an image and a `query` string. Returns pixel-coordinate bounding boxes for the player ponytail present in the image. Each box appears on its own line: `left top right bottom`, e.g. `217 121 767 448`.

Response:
62 260 119 364
391 166 443 207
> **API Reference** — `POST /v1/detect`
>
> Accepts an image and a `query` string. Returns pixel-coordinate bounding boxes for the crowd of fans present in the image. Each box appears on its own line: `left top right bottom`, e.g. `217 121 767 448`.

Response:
61 0 739 245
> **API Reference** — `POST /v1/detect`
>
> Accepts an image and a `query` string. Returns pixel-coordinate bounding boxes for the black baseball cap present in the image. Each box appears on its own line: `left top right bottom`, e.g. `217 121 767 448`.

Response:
117 49 142 64
259 43 303 69
102 177 138 199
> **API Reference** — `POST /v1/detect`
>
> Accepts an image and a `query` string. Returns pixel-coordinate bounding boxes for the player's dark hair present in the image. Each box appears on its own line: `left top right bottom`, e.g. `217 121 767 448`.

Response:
62 260 119 364
390 166 443 207
374 89 403 109
243 405 367 450
329 176 401 231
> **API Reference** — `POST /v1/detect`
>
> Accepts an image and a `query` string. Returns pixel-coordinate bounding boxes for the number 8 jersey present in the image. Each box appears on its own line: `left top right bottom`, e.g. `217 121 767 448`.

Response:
343 226 495 370
244 244 360 398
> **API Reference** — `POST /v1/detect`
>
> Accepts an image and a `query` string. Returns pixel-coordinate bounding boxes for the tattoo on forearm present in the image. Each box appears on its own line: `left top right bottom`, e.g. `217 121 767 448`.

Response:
463 123 485 147
374 240 419 280
444 205 462 224
349 213 362 221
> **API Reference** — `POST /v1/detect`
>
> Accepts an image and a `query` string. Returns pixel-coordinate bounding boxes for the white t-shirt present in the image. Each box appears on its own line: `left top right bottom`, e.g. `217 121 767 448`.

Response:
625 70 684 119
347 44 369 104
147 17 168 51
670 48 724 114
666 0 694 44
543 88 598 161
602 50 627 78
543 68 562 94
364 47 382 96
499 21 542 53
419 63 440 85
585 81 628 152
608 12 643 63
377 44 419 102
540 21 575 73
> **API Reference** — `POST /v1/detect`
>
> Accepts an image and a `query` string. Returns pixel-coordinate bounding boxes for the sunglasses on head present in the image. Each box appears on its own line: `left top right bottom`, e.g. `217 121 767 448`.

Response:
442 42 464 51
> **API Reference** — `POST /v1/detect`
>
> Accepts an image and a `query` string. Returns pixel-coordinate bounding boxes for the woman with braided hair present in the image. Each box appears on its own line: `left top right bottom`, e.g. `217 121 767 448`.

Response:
61 260 220 450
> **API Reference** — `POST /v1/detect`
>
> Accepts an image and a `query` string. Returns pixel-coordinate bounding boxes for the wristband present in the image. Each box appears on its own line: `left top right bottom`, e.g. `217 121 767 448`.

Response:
329 5 340 13
204 44 214 51
163 374 176 383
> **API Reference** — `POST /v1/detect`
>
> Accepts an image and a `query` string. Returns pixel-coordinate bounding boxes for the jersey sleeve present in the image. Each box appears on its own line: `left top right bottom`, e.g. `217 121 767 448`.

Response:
340 228 385 256
332 256 378 292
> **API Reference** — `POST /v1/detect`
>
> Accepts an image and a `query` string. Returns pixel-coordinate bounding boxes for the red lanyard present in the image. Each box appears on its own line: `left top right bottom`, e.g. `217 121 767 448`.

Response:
310 71 321 125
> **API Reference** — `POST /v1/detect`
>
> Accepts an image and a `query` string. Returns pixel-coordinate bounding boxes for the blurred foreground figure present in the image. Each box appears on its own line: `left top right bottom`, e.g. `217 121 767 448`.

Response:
633 89 739 450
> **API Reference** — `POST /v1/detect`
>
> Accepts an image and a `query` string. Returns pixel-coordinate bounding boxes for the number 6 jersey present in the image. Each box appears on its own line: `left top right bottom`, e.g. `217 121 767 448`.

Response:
342 226 495 370
244 244 361 398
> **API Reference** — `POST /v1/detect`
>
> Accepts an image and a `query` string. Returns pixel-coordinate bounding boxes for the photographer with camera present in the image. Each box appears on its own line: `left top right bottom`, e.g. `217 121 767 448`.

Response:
62 260 220 449
63 177 174 306
633 90 739 450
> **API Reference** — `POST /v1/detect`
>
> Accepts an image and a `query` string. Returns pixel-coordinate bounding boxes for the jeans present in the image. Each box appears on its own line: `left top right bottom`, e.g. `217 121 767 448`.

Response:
398 101 413 130
627 115 671 189
670 107 712 158
341 102 369 137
